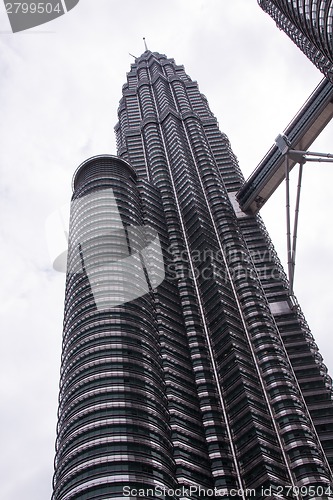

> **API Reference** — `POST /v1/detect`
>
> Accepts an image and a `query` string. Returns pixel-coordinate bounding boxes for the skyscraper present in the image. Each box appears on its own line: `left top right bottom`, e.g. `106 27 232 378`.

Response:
258 0 333 81
53 51 333 500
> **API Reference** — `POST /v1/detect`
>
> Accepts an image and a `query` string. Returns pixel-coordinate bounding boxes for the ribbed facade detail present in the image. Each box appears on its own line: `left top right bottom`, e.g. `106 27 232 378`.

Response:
115 51 333 497
258 0 333 81
53 52 333 500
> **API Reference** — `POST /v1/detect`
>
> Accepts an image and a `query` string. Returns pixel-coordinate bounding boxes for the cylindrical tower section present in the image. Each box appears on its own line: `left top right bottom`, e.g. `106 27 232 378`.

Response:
52 155 176 500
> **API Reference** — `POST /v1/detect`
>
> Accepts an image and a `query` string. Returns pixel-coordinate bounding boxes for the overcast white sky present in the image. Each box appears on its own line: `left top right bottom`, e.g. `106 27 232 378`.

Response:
0 1 332 499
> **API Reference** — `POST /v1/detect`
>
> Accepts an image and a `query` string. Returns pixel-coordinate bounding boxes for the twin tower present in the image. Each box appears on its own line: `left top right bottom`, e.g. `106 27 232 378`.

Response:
52 51 333 500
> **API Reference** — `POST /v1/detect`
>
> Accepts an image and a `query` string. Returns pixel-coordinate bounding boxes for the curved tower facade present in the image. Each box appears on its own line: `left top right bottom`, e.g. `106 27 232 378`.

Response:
53 155 177 499
53 52 333 500
258 0 333 81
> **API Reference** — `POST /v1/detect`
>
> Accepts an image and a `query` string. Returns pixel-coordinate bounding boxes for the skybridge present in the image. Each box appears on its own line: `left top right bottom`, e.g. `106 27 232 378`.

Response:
236 77 333 292
237 77 333 215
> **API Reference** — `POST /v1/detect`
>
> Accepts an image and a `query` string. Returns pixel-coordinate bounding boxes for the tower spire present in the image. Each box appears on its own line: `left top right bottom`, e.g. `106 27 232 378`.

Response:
143 37 148 51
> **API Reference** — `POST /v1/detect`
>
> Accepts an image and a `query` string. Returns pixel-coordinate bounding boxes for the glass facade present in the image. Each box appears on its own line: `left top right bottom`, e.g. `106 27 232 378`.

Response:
53 52 333 499
259 0 333 81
